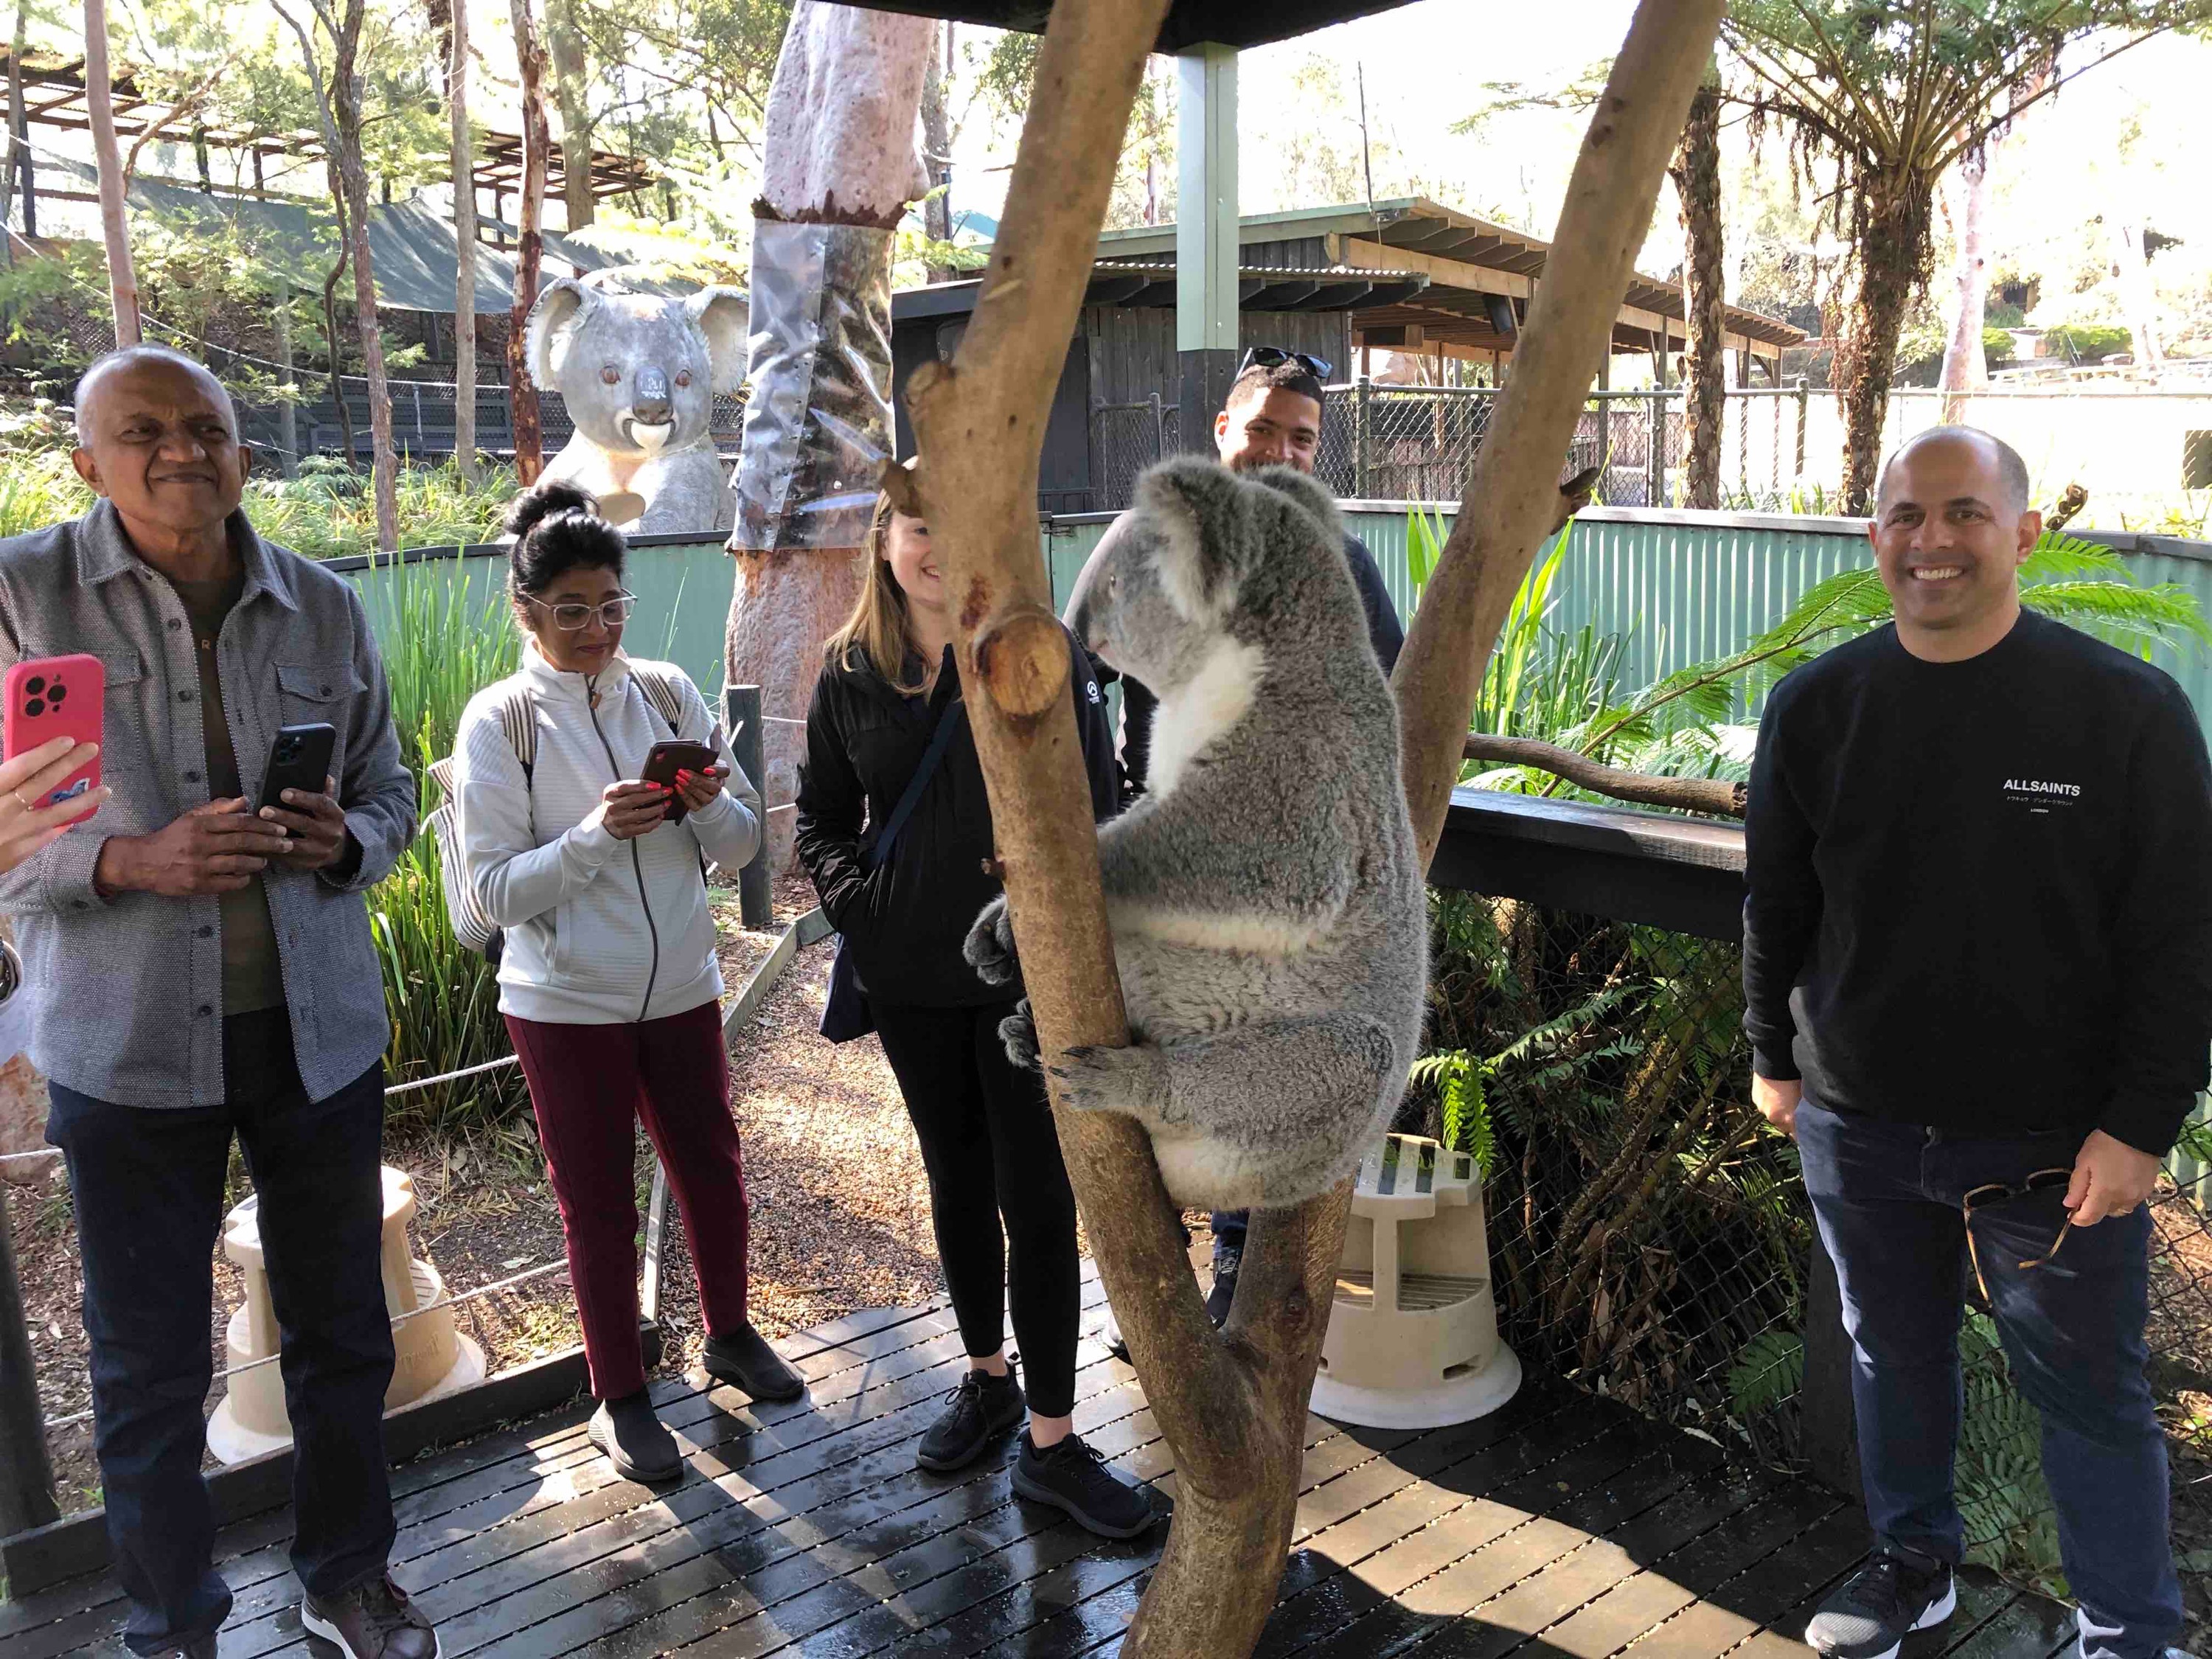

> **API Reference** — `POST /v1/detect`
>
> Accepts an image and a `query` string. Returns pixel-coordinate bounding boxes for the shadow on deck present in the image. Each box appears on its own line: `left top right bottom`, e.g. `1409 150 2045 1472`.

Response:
0 1269 2073 1659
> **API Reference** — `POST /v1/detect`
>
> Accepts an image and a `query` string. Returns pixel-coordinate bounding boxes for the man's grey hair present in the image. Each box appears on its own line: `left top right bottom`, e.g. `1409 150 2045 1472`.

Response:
73 344 239 439
1874 425 2031 515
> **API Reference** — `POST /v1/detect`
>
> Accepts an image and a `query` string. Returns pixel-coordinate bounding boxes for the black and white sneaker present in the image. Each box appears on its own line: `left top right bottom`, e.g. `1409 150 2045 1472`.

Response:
1806 1552 1956 1659
1100 1304 1130 1363
917 1365 1026 1472
300 1572 440 1659
1205 1251 1241 1327
1012 1431 1155 1538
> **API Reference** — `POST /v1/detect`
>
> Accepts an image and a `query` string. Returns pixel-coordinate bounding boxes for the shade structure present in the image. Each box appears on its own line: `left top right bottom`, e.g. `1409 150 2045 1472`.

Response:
832 0 1416 53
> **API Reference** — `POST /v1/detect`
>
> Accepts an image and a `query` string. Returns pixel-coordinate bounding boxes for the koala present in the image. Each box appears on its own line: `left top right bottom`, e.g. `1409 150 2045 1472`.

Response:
524 273 748 535
964 457 1427 1211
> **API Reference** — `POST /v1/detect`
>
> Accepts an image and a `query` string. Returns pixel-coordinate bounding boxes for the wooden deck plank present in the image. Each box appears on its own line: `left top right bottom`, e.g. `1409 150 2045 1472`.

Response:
1621 1507 1870 1659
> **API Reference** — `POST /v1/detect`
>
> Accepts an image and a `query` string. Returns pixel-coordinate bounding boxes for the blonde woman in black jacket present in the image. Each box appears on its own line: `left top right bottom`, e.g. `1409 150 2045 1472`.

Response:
796 487 1150 1539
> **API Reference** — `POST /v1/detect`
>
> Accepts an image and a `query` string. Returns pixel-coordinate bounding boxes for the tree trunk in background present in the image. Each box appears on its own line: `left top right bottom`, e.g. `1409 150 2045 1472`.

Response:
1669 72 1724 509
546 0 594 232
1834 170 1930 515
273 274 299 476
2108 214 2164 377
920 22 954 282
431 0 478 479
1395 0 1725 871
509 0 550 484
723 0 930 872
1938 148 1992 423
7 3 35 241
83 0 141 344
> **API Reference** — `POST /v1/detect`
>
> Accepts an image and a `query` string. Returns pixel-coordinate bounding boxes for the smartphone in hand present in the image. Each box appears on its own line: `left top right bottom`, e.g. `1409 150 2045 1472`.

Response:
4 655 104 810
641 740 718 824
259 723 337 813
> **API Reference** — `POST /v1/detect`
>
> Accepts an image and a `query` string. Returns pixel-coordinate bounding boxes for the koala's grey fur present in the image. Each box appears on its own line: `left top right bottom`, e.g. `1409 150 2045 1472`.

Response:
964 457 1427 1211
524 273 748 535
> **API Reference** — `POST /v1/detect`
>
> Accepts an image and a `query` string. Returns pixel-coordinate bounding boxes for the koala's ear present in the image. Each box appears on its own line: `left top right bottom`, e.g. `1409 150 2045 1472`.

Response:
1247 464 1344 549
524 279 592 386
1133 456 1253 622
686 286 751 392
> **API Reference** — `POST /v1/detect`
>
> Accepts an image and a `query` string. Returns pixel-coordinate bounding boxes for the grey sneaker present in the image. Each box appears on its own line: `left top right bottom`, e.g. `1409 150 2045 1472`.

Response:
300 1572 439 1659
1806 1552 1955 1659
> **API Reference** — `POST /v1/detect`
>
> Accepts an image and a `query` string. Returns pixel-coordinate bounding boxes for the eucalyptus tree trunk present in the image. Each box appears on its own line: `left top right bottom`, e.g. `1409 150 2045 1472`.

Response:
920 22 954 282
431 0 479 479
1938 147 1992 422
1669 73 1725 509
7 2 34 240
723 0 931 872
509 0 551 484
900 1 1725 1654
546 0 594 232
83 0 141 344
1835 169 1931 515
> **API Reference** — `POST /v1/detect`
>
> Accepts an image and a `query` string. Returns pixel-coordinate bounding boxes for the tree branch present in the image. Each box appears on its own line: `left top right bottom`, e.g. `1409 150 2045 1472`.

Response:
1461 733 1745 817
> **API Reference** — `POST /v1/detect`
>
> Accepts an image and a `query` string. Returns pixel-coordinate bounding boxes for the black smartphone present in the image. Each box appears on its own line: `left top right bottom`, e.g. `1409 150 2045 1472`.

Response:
641 739 719 824
258 723 337 813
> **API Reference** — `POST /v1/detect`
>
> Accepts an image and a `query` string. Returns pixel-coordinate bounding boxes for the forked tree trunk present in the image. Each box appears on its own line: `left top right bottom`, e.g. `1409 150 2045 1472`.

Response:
1669 74 1724 509
509 0 550 484
1938 147 1992 423
279 0 398 552
1396 0 1727 870
723 0 931 872
900 0 1725 1652
83 0 140 344
1835 170 1931 515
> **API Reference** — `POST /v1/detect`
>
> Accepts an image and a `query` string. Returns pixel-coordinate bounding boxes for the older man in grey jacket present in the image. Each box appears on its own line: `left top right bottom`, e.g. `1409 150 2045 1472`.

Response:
0 347 428 1659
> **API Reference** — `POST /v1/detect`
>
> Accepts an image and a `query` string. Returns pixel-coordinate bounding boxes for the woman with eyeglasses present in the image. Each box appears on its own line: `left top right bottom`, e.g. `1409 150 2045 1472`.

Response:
455 481 803 1486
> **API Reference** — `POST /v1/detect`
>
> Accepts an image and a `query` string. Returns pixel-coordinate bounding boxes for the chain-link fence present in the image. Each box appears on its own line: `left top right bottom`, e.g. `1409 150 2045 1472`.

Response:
1407 886 2212 1599
1090 395 1180 512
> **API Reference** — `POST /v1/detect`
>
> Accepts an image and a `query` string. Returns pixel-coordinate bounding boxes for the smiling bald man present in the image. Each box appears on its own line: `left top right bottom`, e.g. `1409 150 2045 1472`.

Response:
0 346 429 1659
1742 426 2205 1659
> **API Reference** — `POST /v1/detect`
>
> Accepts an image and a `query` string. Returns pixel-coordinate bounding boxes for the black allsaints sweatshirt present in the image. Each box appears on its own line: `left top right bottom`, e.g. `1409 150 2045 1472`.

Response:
1742 611 2212 1157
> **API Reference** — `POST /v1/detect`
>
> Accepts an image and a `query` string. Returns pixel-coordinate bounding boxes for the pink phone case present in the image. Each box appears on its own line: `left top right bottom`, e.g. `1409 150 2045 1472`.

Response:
4 655 105 810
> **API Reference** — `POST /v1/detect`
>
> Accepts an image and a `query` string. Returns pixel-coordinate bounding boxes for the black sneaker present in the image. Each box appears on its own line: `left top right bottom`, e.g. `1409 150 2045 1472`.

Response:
1205 1251 1241 1327
142 1641 217 1659
701 1322 807 1402
588 1391 684 1484
917 1365 1026 1472
300 1571 440 1659
1012 1431 1155 1538
1806 1551 1956 1659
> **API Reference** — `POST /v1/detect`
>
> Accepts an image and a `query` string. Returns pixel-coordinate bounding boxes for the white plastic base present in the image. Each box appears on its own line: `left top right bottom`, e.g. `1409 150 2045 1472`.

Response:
1310 1342 1523 1430
205 1332 488 1466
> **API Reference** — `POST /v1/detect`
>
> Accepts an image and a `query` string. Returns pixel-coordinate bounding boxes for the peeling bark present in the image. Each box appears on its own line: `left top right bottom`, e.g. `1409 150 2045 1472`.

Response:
1669 74 1724 509
1938 148 1992 423
84 0 140 344
1835 172 1930 515
509 0 551 484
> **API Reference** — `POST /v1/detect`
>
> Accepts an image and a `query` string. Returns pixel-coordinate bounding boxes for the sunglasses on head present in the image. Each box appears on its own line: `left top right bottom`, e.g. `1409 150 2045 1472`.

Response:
1238 345 1334 381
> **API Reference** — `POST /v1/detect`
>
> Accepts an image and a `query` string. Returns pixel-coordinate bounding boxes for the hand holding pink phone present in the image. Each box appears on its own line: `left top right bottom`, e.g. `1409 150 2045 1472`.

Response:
0 733 110 875
5 655 104 809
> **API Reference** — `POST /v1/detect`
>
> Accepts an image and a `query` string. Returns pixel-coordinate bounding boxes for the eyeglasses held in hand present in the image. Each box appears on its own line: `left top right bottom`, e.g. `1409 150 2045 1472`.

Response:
525 592 637 631
1238 345 1335 381
1961 1167 2075 1303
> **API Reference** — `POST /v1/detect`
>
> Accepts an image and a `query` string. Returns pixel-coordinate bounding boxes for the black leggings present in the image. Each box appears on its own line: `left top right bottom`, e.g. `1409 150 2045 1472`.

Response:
872 999 1079 1417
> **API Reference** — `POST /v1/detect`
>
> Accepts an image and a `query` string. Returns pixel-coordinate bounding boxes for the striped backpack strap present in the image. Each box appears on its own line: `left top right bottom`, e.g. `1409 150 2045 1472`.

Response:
627 661 695 739
428 681 538 961
493 682 538 779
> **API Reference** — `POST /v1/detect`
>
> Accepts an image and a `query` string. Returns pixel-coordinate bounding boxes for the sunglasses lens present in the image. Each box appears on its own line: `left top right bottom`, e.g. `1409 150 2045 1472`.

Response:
2025 1169 2072 1192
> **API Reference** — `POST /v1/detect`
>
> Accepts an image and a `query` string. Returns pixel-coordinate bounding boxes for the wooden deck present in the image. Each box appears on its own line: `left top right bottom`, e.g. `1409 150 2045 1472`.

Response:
0 1273 2076 1659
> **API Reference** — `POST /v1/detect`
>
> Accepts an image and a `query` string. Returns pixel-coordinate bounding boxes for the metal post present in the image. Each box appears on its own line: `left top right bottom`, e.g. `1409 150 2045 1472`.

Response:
0 1183 60 1535
1646 391 1665 508
724 684 773 931
1354 376 1371 499
1175 41 1239 455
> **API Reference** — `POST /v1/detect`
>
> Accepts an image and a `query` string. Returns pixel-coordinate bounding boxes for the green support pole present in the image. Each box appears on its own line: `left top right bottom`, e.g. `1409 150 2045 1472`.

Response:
1176 41 1239 454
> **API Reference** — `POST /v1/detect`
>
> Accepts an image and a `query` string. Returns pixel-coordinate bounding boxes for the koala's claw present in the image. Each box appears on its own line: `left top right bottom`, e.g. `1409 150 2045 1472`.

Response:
963 897 1020 986
999 1002 1040 1070
1047 1045 1124 1115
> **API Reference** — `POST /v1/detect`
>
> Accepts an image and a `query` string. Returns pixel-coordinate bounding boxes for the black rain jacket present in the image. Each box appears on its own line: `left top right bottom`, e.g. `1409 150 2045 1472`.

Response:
796 638 1119 1008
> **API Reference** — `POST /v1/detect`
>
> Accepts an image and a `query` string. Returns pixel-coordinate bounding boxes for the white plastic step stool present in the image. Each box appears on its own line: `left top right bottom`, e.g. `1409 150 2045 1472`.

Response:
1310 1132 1521 1430
206 1165 485 1464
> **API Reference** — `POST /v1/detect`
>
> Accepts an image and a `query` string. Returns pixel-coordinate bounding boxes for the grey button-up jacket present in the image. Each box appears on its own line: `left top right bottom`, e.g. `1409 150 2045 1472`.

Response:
0 501 415 1107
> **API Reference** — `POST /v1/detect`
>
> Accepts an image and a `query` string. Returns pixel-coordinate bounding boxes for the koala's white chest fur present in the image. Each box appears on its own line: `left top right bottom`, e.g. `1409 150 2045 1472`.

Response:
1144 636 1265 800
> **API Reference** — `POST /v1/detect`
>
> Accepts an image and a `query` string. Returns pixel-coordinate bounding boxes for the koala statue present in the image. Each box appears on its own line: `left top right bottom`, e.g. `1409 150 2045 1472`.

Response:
964 457 1428 1211
524 274 748 534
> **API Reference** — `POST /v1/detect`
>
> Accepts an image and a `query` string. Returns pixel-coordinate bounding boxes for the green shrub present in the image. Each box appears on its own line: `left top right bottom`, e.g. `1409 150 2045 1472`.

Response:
2041 323 2131 362
1982 327 2017 366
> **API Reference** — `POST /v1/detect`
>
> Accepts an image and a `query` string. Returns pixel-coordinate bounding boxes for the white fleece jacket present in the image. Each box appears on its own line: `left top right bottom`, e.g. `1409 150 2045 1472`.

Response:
455 642 762 1025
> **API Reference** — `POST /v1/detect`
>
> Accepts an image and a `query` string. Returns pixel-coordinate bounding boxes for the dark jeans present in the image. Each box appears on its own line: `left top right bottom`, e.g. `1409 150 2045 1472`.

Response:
1796 1098 2180 1659
1210 1208 1247 1265
873 1000 1079 1417
46 1011 394 1657
506 999 753 1402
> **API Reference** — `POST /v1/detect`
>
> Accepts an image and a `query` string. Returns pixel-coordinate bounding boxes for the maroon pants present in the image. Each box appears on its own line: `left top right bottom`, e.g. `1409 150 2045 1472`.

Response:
506 1000 750 1401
